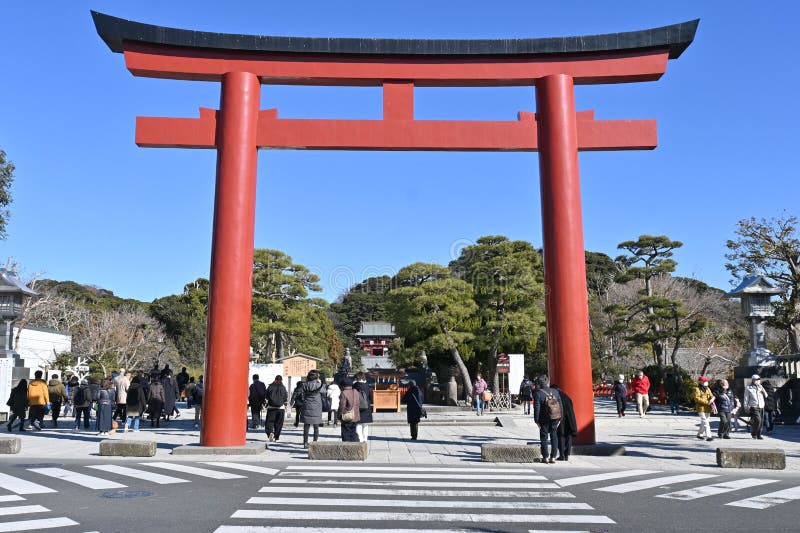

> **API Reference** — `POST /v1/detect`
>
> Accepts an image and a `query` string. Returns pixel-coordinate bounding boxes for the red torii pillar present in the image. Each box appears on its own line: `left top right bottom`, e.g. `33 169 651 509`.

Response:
93 11 697 447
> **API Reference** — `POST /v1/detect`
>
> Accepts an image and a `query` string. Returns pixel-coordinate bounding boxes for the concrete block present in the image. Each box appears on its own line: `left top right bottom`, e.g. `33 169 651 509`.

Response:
172 443 266 455
481 443 541 463
716 447 785 470
308 441 368 461
572 444 626 456
0 436 21 454
99 439 156 457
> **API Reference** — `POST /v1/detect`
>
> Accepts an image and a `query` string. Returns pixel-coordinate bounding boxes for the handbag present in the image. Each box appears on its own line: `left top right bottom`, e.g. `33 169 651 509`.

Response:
340 390 355 422
482 390 493 402
412 392 427 418
321 395 332 413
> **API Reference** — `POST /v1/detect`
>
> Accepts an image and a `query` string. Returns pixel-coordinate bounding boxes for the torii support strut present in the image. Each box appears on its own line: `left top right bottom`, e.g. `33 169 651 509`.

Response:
93 12 697 447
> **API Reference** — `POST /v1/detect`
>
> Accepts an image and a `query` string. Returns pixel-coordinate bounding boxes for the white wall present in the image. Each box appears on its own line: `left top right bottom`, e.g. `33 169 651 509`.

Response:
508 353 524 395
13 327 72 378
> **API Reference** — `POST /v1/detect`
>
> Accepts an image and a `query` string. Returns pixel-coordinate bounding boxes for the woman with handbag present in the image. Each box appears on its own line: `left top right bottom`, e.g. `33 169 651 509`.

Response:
472 373 488 416
300 370 326 449
337 376 360 442
402 379 425 440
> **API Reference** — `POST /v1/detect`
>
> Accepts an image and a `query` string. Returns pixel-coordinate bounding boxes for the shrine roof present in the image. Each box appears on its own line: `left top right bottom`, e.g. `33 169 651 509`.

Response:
0 269 38 296
726 274 785 297
357 322 396 337
92 11 698 60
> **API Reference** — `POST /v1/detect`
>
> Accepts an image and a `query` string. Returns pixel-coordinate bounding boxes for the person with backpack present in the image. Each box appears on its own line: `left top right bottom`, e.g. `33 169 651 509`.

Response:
47 374 67 428
290 380 305 428
353 371 373 443
551 384 577 461
64 375 79 418
519 376 534 415
337 376 361 442
72 379 92 431
533 375 562 464
300 370 326 449
192 376 204 429
147 373 165 428
6 379 28 432
124 376 146 432
248 374 267 430
264 375 288 443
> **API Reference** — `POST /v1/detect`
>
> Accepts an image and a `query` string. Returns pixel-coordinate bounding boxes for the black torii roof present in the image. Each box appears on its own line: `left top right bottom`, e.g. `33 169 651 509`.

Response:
92 11 698 60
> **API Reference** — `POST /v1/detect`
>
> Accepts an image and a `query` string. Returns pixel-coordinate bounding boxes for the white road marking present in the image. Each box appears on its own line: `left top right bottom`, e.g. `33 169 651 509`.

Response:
0 472 56 495
528 531 589 533
0 517 79 532
555 470 660 487
230 510 615 524
0 495 25 502
201 462 279 476
257 486 575 498
657 478 779 500
281 472 546 480
268 478 559 489
27 468 125 490
214 526 500 533
595 473 718 494
140 462 245 480
0 505 49 517
246 496 592 510
285 465 538 473
86 465 190 485
726 485 800 509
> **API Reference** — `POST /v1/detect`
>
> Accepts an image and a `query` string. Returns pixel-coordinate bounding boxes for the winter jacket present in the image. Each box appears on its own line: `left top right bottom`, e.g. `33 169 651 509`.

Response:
6 386 28 413
763 384 777 412
248 380 268 408
555 388 578 437
148 382 165 404
300 380 325 425
533 386 562 424
744 384 766 409
125 383 146 417
72 385 91 408
693 386 715 413
338 385 361 424
613 381 628 400
326 383 341 411
714 389 734 413
630 375 650 395
47 380 67 404
519 379 534 401
162 376 178 414
353 381 374 424
97 388 114 406
114 375 129 404
26 379 50 406
402 386 424 424
88 381 100 402
266 382 288 408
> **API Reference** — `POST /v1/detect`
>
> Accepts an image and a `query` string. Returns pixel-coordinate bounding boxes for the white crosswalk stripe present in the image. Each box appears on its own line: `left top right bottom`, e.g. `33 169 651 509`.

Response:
282 471 546 480
216 529 501 533
726 485 800 509
26 468 125 490
85 465 190 485
657 478 779 501
269 478 559 489
0 506 49 517
257 486 575 498
0 517 79 532
555 469 660 487
230 509 615 524
140 462 246 480
0 496 25 503
285 465 538 473
0 472 56 495
201 462 279 476
245 496 592 510
595 473 718 494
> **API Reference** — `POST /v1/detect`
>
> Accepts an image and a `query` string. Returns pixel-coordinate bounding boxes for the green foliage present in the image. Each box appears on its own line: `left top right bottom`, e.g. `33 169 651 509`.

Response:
725 213 800 353
0 148 14 240
36 279 139 312
585 251 618 297
330 275 393 349
149 278 209 368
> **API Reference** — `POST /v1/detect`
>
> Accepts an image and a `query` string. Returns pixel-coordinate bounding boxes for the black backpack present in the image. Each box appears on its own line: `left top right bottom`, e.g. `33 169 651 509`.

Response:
74 387 87 406
267 384 284 408
358 385 370 410
193 382 204 401
127 387 139 406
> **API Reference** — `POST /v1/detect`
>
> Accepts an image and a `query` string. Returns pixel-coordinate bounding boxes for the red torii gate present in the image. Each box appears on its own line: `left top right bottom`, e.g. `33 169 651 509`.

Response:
93 12 697 448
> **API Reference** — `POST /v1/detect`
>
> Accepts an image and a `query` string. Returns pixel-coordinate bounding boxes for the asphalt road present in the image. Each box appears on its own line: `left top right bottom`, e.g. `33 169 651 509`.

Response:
0 459 798 532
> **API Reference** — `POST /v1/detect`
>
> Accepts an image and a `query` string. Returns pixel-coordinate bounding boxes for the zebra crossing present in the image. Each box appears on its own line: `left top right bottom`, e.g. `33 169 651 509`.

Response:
0 461 278 532
215 464 616 532
553 469 800 510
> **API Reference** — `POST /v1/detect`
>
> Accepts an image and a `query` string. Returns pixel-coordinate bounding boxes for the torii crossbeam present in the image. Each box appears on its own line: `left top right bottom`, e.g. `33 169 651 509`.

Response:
93 11 697 448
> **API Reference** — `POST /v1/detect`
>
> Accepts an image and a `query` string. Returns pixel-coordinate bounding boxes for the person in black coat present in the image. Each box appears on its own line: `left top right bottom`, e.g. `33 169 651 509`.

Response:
161 371 179 421
264 375 289 442
533 375 562 464
762 380 777 433
613 374 628 417
402 379 425 440
551 384 577 461
6 379 28 432
353 371 373 443
519 376 535 415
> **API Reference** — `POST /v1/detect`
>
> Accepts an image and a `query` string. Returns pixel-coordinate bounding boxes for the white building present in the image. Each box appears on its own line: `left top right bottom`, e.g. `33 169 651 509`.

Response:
13 326 72 378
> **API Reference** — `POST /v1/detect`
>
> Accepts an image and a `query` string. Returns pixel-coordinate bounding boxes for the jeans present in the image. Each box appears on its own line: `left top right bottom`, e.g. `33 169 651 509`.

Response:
474 396 485 415
763 410 775 432
74 406 91 428
697 411 712 438
538 419 560 459
125 415 140 430
718 411 731 437
636 393 649 416
669 398 679 414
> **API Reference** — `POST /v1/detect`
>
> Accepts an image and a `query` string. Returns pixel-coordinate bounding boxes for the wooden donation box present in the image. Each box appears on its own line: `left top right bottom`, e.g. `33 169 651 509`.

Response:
373 384 401 412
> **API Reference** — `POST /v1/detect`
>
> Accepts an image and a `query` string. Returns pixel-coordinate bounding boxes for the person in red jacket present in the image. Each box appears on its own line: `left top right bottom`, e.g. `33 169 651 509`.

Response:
630 370 651 418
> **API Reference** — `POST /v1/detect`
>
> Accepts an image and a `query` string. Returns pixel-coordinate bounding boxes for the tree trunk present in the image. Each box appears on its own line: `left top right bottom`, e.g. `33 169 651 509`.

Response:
790 322 800 354
450 345 473 398
489 338 500 394
276 333 284 359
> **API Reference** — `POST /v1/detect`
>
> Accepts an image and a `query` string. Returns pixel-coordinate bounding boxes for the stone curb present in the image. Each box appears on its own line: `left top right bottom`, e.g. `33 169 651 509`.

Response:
481 443 541 463
99 439 156 457
172 443 266 455
0 436 21 454
716 447 785 470
308 441 368 461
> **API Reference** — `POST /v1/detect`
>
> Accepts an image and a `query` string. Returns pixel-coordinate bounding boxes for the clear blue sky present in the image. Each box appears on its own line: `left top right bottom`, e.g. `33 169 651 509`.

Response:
1 1 796 302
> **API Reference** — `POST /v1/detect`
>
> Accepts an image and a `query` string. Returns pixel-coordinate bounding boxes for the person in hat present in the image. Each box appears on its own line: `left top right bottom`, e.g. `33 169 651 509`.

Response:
743 374 767 439
613 374 628 417
693 376 715 441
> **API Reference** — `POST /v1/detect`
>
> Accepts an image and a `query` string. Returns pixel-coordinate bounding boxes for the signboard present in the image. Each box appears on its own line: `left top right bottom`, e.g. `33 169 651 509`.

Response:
496 353 510 374
508 353 524 395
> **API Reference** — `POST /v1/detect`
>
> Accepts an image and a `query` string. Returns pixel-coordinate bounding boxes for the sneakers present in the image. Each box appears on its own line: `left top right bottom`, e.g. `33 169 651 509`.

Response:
193 424 199 429
302 442 309 449
706 437 714 442
267 433 275 442
124 424 129 433
548 457 556 464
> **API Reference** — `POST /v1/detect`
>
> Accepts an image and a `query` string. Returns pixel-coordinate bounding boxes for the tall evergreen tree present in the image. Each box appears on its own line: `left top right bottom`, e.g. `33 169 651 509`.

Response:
0 148 14 240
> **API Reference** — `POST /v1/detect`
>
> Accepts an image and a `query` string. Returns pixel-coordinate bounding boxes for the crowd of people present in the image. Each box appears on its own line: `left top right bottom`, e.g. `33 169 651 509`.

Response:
5 365 205 434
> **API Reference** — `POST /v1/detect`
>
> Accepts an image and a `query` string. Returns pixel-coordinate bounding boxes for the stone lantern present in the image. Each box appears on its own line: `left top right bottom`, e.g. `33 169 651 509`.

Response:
726 274 784 366
0 268 37 359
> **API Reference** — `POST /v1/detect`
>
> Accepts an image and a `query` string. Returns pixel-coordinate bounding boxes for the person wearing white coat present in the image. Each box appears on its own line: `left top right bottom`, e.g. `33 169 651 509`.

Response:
326 381 341 427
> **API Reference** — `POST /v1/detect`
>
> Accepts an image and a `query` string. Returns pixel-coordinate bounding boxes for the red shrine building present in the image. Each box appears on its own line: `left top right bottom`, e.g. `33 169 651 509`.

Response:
356 321 397 358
